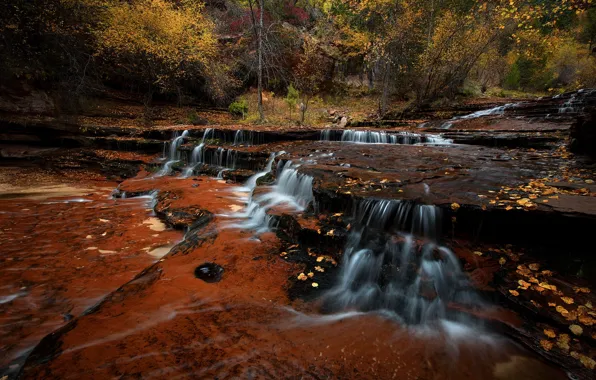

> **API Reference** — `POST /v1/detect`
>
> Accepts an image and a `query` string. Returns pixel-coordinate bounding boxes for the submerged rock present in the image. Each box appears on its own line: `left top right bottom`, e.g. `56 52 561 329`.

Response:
194 263 224 283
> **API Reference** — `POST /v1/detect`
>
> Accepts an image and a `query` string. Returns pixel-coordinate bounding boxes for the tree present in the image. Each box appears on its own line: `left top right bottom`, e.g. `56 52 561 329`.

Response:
294 37 330 125
285 83 299 119
94 0 229 104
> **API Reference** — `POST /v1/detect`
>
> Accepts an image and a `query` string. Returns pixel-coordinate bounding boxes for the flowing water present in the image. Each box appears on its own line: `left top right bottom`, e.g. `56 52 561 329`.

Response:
323 199 481 327
157 130 189 176
320 129 451 144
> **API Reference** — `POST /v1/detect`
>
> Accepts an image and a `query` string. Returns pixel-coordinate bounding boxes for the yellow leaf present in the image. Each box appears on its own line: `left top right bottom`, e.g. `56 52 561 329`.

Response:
297 273 307 281
499 257 507 265
518 280 531 289
540 339 553 351
556 305 569 316
569 324 583 336
543 329 556 338
561 297 574 305
451 203 460 211
311 282 319 288
505 206 513 211
509 289 519 296
528 263 540 271
578 355 596 370
473 251 483 256
307 272 314 278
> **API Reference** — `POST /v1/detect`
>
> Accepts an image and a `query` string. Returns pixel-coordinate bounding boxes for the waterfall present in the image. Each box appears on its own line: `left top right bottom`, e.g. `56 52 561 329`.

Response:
222 159 314 233
440 104 515 129
320 129 451 145
244 152 277 190
323 198 480 326
156 130 189 176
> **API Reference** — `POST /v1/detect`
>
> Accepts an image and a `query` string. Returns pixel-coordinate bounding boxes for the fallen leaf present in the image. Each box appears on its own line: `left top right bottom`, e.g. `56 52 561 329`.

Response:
473 251 483 256
509 289 519 296
505 206 513 211
326 229 335 236
307 272 314 278
451 203 460 211
518 280 531 289
569 324 583 336
499 257 506 265
574 287 590 294
543 329 556 338
578 314 595 326
517 198 530 206
540 340 553 351
578 355 596 370
528 263 540 271
557 334 570 352
297 273 307 281
556 305 569 316
314 266 325 272
561 297 574 305
311 282 319 288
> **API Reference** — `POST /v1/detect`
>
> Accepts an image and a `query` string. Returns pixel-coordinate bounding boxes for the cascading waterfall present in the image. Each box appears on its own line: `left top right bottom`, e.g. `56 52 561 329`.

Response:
156 130 189 176
320 129 451 145
222 159 314 233
323 198 480 326
440 104 516 129
182 128 241 177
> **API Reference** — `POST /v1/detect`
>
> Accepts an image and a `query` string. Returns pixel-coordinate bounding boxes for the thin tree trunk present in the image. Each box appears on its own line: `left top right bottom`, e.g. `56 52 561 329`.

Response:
257 0 265 122
380 60 391 116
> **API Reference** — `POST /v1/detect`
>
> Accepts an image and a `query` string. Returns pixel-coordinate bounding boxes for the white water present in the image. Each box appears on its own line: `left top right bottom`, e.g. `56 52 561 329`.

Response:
221 159 314 233
440 104 516 129
156 130 189 176
320 129 451 145
324 199 481 326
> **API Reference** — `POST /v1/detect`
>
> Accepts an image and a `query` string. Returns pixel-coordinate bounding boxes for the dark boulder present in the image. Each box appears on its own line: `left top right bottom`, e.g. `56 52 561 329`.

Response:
570 106 596 156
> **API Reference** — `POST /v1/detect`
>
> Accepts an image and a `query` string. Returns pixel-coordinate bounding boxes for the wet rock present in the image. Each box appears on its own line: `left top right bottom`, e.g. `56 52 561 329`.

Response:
194 263 224 283
570 106 596 156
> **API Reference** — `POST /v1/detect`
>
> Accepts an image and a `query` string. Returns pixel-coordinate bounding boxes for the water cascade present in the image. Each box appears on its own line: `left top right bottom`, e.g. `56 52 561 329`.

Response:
323 198 480 326
320 129 451 145
156 130 189 176
223 160 314 233
440 104 516 129
182 129 242 177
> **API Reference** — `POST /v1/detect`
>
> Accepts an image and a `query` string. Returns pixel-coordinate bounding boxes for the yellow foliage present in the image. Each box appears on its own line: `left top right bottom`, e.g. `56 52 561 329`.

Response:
95 0 218 89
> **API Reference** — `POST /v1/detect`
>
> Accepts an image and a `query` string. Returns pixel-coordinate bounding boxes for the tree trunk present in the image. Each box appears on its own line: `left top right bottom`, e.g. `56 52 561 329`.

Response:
379 61 391 116
257 0 265 122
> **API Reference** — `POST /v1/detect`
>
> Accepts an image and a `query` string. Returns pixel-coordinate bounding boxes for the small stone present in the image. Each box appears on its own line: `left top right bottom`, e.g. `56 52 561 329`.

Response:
194 263 224 283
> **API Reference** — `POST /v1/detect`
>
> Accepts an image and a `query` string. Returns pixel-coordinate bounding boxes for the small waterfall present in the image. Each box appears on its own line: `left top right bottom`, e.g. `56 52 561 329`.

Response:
440 104 515 129
157 130 189 176
222 160 314 232
323 198 480 326
244 152 277 190
320 129 451 145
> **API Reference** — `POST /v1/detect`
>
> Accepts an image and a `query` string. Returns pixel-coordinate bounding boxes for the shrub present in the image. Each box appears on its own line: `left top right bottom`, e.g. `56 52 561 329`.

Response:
229 99 248 118
284 84 299 118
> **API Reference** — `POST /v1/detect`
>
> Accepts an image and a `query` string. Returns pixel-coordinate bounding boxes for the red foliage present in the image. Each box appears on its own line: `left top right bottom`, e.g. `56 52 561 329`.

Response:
284 3 309 25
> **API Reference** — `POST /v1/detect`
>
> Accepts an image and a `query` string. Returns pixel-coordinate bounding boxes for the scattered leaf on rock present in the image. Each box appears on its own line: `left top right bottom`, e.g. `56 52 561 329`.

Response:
569 324 583 336
561 297 574 305
473 251 483 256
539 340 553 351
528 263 540 271
451 203 460 211
311 282 319 288
556 305 569 316
297 273 307 281
509 289 519 296
543 329 556 338
499 257 506 265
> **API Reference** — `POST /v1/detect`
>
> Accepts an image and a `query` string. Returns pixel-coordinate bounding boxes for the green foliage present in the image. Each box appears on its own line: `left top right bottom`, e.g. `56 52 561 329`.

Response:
229 99 249 118
284 84 300 117
504 61 522 90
